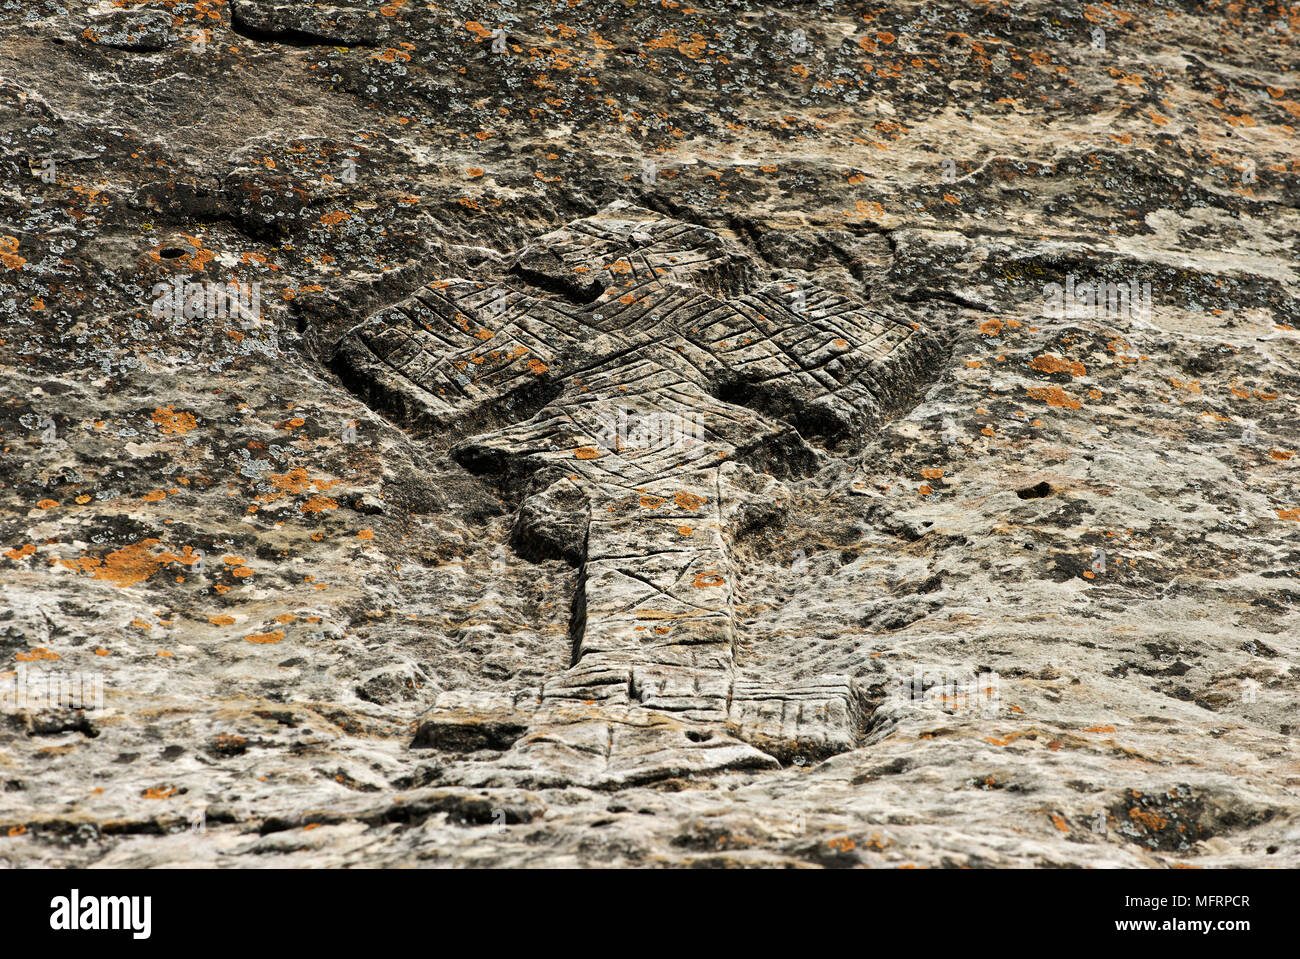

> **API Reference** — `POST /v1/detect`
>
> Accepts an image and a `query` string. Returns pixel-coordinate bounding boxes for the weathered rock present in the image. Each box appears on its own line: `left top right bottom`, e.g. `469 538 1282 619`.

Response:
0 0 1296 869
229 1 391 47
336 204 942 778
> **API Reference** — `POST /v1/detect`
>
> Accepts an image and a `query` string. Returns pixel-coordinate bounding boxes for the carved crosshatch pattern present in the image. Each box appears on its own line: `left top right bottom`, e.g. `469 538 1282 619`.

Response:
336 205 946 786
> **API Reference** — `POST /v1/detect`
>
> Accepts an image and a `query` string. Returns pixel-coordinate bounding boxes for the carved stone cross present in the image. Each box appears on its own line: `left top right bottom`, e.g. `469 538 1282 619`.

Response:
336 203 941 787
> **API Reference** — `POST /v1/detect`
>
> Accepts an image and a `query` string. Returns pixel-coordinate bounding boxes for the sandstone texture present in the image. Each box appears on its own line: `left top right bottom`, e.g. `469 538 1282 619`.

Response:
0 0 1297 868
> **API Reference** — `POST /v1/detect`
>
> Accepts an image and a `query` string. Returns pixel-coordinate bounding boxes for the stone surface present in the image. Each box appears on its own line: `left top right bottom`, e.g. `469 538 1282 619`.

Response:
0 0 1297 867
344 203 943 785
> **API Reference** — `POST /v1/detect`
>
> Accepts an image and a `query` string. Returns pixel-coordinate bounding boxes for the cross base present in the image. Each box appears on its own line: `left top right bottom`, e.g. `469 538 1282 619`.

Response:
413 677 866 788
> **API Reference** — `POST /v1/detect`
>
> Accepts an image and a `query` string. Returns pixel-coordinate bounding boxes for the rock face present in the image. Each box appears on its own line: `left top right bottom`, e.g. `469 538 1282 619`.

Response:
342 204 944 786
1 1 1297 867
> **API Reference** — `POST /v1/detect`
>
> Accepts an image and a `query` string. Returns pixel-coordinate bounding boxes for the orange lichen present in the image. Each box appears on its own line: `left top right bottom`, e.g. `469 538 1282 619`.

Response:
1029 354 1086 377
245 630 285 645
5 544 35 561
0 235 26 271
209 615 235 626
269 469 311 495
152 406 197 434
693 572 725 588
983 732 1028 747
1129 807 1168 831
674 491 706 510
1025 386 1081 409
58 540 200 589
300 495 338 514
